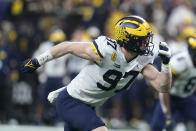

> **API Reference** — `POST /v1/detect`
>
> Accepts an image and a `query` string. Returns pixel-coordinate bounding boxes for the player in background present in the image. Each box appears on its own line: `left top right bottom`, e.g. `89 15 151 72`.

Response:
33 27 68 124
168 26 196 56
21 15 172 131
151 35 196 131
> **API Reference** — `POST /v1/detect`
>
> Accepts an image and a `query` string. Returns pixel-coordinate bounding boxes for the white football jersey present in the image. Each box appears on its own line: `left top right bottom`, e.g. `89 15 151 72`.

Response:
67 36 156 107
168 40 187 55
170 51 196 98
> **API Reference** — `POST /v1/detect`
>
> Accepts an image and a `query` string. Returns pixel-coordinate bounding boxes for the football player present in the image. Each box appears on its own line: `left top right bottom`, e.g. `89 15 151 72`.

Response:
151 35 196 131
21 15 172 131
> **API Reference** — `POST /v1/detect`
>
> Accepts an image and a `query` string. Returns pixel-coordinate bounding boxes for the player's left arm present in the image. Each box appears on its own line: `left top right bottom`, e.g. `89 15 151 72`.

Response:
142 42 172 93
142 64 171 92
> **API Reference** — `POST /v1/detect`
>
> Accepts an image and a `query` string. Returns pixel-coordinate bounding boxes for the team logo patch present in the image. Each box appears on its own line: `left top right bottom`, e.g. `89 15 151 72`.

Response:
25 59 35 68
111 52 116 61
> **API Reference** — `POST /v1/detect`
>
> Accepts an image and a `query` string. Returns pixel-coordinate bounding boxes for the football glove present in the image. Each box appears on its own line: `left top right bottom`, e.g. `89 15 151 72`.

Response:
47 87 66 103
159 42 171 65
20 58 40 73
163 116 176 131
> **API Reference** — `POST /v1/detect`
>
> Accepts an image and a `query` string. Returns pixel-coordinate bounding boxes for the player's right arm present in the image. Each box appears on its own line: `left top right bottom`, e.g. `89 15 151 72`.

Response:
20 41 101 73
50 41 101 64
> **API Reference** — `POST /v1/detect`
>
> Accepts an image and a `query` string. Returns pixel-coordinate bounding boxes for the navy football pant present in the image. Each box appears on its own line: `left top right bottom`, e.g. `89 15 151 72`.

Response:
56 89 105 131
151 95 196 131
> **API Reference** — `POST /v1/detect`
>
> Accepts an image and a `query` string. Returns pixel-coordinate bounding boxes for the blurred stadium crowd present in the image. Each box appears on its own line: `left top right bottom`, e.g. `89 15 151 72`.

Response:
0 0 196 130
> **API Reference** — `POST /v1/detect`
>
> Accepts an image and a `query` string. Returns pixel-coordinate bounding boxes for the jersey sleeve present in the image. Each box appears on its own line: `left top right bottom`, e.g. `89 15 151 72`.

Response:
91 36 108 61
170 52 189 75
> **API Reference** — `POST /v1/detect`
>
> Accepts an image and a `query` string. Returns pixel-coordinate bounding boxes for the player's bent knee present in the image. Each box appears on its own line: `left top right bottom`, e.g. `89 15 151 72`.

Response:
92 126 108 131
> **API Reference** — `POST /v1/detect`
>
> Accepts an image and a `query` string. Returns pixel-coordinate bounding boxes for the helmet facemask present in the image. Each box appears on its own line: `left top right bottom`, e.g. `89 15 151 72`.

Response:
120 32 154 56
